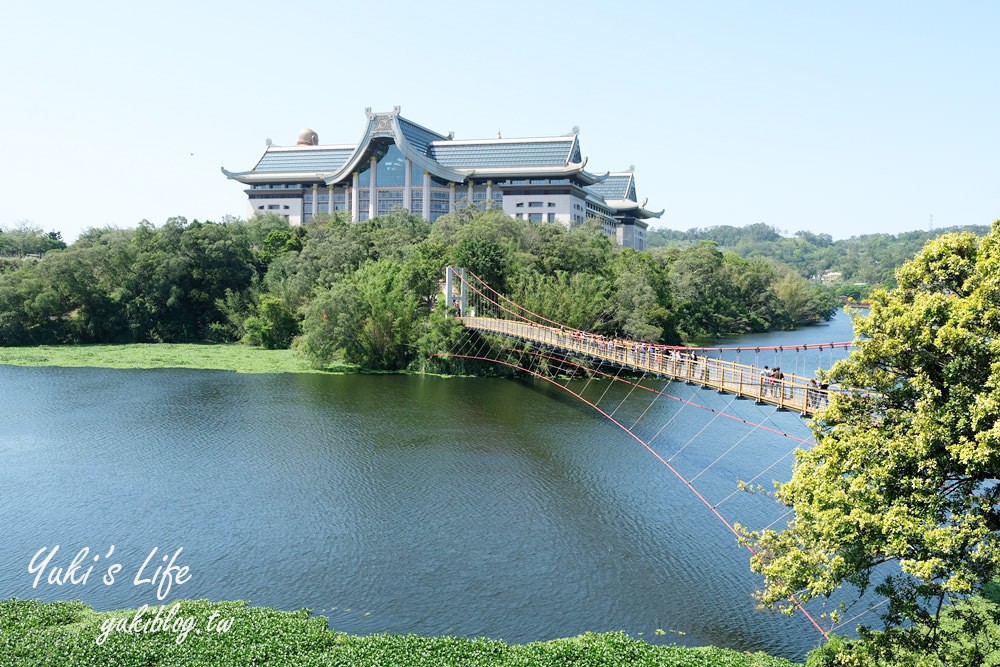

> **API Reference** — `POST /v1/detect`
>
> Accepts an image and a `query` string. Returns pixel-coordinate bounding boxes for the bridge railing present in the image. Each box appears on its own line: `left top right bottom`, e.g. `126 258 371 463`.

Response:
460 316 834 416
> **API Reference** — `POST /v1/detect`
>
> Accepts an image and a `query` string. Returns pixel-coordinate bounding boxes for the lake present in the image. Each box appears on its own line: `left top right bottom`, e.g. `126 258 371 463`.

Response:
0 313 856 660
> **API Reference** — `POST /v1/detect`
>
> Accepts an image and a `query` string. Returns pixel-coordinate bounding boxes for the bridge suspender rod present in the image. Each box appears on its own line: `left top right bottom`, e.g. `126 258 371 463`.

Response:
440 349 828 639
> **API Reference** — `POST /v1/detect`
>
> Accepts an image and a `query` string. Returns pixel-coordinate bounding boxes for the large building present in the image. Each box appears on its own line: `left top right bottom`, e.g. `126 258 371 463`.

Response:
222 107 662 250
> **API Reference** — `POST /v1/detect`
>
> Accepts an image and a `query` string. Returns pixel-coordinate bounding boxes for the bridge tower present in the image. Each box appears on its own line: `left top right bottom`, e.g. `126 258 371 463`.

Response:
444 267 468 316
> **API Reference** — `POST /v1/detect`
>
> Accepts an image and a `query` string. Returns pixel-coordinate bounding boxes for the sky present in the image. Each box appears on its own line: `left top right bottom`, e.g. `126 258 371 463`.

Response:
2 0 997 242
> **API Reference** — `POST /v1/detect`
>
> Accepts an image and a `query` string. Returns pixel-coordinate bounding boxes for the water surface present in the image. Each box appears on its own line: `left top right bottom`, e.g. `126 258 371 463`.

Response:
0 314 856 659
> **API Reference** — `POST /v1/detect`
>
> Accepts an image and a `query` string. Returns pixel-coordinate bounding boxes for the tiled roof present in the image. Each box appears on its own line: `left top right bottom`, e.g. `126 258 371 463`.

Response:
428 139 576 168
252 148 354 174
398 117 446 155
586 174 636 202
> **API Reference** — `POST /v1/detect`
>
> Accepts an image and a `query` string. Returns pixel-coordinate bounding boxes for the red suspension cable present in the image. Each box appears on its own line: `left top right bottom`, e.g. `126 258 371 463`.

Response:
440 349 830 639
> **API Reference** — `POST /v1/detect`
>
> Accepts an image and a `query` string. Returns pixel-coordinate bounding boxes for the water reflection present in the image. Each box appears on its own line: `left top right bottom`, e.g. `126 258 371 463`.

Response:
0 315 857 660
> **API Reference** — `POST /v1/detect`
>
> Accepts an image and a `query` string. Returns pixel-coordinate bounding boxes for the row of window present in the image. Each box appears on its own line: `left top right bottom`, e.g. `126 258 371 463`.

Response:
514 201 558 208
515 213 558 223
497 178 571 186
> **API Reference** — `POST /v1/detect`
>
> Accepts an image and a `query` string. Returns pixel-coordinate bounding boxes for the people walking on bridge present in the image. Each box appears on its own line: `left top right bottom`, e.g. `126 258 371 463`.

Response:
807 378 819 410
772 367 784 398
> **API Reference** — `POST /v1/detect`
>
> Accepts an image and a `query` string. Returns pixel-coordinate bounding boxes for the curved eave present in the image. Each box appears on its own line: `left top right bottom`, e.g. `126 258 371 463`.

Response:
319 116 382 184
221 166 328 185
391 115 466 183
605 199 665 219
320 112 466 185
462 159 590 181
581 169 610 185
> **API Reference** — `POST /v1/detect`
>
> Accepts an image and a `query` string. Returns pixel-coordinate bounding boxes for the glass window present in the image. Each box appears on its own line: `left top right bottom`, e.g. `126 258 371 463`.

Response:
430 191 450 221
378 190 404 216
547 202 556 207
529 213 542 222
376 144 407 187
356 159 372 186
547 213 556 222
528 202 543 208
515 202 524 208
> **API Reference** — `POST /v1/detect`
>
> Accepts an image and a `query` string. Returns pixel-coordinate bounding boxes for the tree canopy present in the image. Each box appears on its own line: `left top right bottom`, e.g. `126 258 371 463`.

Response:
0 209 838 370
649 222 994 293
746 221 1000 666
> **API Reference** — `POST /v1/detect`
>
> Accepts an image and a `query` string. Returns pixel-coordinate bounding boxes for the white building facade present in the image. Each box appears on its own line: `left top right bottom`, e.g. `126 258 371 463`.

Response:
222 107 662 250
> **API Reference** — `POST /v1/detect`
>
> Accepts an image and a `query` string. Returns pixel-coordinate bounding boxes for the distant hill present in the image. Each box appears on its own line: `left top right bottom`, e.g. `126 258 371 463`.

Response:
648 222 993 296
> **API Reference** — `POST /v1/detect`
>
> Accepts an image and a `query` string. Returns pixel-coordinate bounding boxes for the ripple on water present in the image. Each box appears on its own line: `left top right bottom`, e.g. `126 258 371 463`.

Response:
0 366 826 660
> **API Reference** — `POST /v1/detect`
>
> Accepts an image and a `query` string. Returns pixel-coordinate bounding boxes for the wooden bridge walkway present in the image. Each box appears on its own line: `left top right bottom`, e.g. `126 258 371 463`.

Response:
460 316 832 416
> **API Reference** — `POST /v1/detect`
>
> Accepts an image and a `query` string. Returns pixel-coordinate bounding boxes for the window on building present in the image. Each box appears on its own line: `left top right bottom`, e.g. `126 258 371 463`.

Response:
515 213 523 219
515 202 524 208
547 202 556 207
529 213 542 222
547 213 556 222
528 201 543 208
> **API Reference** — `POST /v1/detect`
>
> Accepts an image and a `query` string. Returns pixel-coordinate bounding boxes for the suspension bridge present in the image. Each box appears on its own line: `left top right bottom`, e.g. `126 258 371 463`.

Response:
439 267 874 641
444 267 852 417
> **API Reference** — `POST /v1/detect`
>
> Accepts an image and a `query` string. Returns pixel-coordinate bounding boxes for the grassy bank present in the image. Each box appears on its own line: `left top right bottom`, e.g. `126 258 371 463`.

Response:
0 343 354 374
0 599 799 667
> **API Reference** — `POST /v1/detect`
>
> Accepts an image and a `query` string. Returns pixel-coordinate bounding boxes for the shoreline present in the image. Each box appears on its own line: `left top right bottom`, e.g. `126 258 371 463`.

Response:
0 343 353 375
0 598 801 666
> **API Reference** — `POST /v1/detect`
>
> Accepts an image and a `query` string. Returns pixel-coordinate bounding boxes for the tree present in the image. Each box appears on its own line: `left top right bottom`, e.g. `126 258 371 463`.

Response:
746 222 1000 664
0 222 67 256
666 241 739 338
297 259 420 370
244 294 299 350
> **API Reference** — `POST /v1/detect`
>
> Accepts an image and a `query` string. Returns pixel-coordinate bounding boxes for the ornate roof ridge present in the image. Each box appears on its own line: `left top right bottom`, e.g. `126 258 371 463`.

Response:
396 114 449 142
264 144 355 152
431 135 577 146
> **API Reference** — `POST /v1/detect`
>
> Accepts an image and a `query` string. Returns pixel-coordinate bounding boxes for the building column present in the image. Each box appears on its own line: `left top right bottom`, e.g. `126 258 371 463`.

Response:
351 172 360 222
327 185 335 214
403 158 412 212
467 180 474 205
421 170 431 220
448 182 456 213
485 180 492 208
369 156 378 220
311 184 318 219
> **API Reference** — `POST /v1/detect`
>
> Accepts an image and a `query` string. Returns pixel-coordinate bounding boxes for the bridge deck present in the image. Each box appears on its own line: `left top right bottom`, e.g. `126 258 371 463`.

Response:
460 316 830 416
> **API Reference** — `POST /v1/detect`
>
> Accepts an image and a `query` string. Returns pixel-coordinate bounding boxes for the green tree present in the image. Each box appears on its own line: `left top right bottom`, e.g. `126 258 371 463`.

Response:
0 222 67 256
244 294 299 350
298 259 420 370
607 249 679 343
747 222 1000 665
510 270 612 332
666 241 739 338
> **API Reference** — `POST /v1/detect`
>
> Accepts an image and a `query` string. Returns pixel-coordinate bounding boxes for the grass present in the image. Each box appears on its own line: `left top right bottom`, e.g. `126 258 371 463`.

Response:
0 599 801 666
0 343 355 374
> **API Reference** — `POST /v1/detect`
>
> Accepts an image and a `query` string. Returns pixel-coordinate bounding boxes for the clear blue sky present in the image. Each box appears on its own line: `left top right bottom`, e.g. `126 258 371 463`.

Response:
3 1 997 241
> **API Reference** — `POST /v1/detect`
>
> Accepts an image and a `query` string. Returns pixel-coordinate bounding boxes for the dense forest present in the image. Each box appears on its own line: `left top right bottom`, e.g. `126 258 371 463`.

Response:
0 210 838 370
648 222 993 297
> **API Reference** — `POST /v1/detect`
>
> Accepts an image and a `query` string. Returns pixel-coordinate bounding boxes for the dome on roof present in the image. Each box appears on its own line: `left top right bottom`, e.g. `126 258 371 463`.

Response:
296 128 318 146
